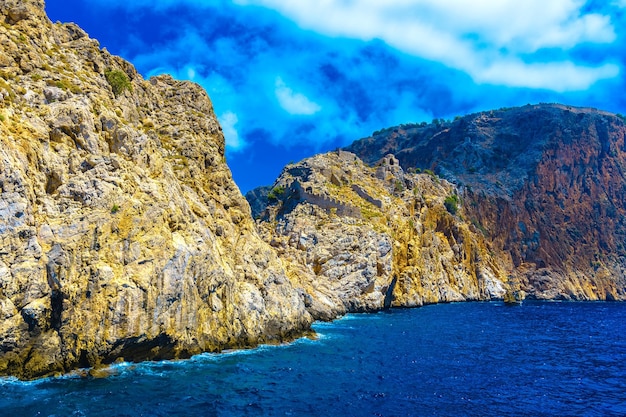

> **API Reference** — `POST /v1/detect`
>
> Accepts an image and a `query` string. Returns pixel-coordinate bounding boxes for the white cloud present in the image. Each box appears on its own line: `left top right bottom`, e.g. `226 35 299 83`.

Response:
219 111 245 151
235 0 619 90
275 77 322 115
477 60 619 92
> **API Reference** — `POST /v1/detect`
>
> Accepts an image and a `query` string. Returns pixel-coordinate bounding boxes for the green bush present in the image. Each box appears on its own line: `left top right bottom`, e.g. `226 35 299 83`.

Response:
444 195 460 215
105 69 132 97
394 179 404 193
52 79 82 94
267 185 285 202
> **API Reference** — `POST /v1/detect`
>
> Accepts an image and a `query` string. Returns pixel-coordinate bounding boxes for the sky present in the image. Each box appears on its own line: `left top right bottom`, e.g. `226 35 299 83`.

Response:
45 0 626 193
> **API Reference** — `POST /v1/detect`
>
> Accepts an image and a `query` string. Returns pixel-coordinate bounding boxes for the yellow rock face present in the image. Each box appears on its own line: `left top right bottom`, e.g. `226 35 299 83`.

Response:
250 151 510 320
0 0 311 379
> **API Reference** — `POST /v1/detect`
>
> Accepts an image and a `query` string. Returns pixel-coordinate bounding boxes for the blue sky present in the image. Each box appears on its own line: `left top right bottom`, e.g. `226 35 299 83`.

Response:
45 0 626 193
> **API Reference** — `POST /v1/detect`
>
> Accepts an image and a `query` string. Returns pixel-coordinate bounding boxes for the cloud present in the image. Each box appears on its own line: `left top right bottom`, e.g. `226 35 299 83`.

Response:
89 0 621 90
476 60 620 92
55 0 626 192
234 0 619 90
219 111 245 151
274 77 322 115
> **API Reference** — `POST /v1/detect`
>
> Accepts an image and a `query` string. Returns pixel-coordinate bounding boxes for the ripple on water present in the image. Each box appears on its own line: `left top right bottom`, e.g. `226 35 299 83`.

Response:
1 302 625 417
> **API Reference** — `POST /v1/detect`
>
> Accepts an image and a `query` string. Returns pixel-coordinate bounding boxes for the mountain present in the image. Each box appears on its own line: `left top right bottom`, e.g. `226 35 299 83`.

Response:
246 151 509 320
247 103 626 324
345 104 626 301
0 0 311 379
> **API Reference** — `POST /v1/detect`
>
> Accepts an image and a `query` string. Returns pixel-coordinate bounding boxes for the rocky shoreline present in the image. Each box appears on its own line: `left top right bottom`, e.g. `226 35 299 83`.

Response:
1 0 625 380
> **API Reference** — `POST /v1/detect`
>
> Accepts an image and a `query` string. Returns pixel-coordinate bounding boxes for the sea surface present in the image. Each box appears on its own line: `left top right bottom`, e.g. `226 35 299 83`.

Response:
1 301 625 416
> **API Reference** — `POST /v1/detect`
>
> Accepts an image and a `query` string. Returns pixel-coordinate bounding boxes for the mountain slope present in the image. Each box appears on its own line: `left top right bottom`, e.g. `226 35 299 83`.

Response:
246 151 511 320
0 0 311 379
346 104 626 300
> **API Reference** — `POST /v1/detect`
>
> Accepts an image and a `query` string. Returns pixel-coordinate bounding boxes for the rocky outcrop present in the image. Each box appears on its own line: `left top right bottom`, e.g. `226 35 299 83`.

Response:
3 0 624 382
346 104 626 301
248 151 509 320
0 0 311 379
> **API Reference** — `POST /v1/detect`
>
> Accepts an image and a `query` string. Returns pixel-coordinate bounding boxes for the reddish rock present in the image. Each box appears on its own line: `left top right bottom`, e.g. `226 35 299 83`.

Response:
346 104 626 300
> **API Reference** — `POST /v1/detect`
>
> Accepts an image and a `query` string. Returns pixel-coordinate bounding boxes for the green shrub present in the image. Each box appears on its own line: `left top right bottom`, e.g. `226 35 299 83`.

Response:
267 185 285 202
111 204 120 214
52 79 82 94
105 69 132 97
394 179 404 193
444 195 460 215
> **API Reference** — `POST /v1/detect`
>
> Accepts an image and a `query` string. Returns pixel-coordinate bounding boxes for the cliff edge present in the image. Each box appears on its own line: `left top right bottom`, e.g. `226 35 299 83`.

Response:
0 0 311 379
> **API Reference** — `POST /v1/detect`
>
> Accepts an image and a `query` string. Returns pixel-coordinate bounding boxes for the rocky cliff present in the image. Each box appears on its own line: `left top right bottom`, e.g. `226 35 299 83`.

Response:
0 0 311 379
248 104 626 318
3 0 625 382
345 104 626 301
247 151 510 320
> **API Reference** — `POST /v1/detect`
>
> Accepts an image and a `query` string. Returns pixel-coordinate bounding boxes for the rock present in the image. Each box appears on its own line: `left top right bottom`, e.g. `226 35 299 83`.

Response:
43 86 68 103
0 0 311 380
248 151 508 318
345 104 626 301
245 185 271 219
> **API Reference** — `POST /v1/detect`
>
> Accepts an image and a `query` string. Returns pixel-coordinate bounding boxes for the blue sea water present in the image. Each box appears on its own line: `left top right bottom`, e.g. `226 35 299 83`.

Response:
1 301 625 417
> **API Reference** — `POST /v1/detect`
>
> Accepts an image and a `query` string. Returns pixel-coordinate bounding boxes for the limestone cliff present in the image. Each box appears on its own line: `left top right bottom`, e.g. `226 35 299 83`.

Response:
0 0 311 379
346 104 626 301
247 151 509 320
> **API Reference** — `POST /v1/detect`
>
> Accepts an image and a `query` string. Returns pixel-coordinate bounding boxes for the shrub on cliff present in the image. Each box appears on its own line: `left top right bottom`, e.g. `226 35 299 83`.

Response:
105 68 132 97
267 185 285 201
444 195 460 215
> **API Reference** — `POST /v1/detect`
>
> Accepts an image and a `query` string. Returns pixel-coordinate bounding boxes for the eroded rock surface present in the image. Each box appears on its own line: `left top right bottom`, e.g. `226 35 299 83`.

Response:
247 152 509 320
346 104 626 301
0 0 311 379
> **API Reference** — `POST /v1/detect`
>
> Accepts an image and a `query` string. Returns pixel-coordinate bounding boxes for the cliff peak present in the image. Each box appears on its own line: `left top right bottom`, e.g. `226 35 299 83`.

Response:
1 0 46 24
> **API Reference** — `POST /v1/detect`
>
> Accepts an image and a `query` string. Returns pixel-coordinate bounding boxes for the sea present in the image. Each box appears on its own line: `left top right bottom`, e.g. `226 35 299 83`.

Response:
1 301 625 417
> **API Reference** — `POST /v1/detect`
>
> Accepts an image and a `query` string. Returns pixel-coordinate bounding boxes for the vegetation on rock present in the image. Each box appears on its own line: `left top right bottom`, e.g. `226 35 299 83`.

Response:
444 195 459 215
104 68 132 96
